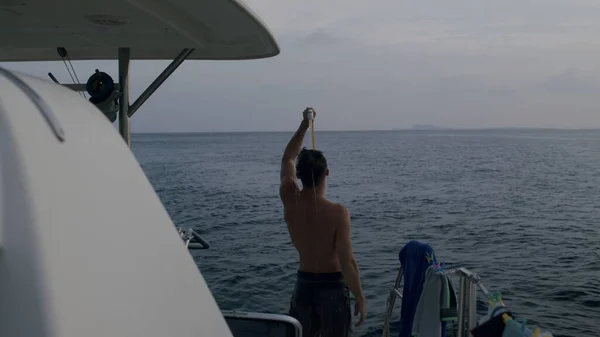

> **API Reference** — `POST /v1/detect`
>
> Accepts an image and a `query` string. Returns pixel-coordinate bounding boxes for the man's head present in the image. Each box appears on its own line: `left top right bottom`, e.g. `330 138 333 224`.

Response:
296 148 329 188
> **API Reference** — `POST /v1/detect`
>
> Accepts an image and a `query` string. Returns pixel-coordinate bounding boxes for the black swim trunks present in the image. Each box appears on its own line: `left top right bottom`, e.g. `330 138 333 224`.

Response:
288 271 352 337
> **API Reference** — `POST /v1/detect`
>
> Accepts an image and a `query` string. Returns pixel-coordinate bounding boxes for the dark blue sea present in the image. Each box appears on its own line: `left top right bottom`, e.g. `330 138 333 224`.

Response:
132 129 600 337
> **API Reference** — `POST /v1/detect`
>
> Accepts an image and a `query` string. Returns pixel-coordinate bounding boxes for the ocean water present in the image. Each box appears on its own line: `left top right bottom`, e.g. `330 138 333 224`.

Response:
132 129 600 337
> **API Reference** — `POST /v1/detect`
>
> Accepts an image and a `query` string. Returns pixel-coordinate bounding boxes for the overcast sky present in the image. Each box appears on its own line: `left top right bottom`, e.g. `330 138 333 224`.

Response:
3 0 600 132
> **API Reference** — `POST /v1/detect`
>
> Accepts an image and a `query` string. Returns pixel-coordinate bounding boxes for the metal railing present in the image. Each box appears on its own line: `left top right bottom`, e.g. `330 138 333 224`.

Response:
382 266 488 337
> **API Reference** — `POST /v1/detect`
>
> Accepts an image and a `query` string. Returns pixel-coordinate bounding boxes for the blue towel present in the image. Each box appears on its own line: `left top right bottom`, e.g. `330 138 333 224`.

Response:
397 240 436 337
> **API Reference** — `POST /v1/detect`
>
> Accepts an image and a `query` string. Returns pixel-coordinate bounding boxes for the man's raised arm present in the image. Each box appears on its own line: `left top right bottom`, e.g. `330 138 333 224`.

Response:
279 109 313 200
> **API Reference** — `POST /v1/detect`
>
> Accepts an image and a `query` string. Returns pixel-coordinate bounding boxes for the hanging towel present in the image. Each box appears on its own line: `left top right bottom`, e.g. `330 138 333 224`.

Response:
397 240 436 337
411 265 442 337
440 271 458 336
411 266 458 337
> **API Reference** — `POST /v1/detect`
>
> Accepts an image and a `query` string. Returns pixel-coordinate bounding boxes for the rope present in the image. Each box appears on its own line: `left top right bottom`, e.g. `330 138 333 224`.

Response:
59 48 87 100
61 59 77 85
311 118 316 149
309 109 319 272
65 54 87 100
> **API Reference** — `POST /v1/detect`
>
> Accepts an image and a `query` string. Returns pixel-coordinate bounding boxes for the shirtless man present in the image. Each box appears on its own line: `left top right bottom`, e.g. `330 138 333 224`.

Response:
279 108 366 337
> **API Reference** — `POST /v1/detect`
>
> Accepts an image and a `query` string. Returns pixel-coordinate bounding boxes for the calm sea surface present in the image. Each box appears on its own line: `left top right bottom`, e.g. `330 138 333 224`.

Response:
132 130 600 337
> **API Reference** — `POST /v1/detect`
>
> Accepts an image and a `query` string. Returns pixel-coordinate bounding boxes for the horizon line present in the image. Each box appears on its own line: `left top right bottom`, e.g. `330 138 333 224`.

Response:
130 127 600 135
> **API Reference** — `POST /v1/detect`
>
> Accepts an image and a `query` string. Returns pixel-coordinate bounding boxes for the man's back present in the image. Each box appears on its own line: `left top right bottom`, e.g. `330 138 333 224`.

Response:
284 192 345 273
279 108 366 337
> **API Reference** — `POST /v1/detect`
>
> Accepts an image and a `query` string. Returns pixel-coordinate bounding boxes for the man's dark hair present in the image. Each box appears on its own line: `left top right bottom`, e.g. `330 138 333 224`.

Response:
296 148 328 188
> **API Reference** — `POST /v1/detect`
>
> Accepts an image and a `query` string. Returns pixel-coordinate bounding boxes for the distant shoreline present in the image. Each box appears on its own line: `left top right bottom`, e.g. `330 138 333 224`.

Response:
131 127 600 135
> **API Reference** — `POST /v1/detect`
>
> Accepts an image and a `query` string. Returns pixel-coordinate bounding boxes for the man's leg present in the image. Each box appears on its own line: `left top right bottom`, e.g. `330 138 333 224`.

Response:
316 286 352 337
289 282 320 337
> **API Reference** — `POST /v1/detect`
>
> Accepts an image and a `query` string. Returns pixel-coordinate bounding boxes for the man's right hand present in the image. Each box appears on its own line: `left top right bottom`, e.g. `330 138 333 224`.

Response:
303 107 316 121
354 295 366 327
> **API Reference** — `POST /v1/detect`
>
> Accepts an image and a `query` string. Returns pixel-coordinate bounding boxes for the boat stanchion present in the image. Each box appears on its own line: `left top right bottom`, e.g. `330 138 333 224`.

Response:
176 227 210 250
189 230 211 249
128 48 195 118
118 48 130 145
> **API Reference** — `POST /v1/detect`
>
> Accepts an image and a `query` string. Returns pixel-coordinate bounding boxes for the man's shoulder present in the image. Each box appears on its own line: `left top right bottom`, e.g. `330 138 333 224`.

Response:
324 199 349 218
328 202 350 230
337 203 350 216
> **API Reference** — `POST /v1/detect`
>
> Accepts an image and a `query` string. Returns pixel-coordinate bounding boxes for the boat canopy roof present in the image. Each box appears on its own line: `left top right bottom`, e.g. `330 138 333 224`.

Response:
0 0 279 62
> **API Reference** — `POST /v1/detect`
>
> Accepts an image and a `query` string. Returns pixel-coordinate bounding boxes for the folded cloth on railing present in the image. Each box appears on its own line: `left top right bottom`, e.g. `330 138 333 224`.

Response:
471 292 553 337
441 274 458 322
502 317 553 337
440 271 458 337
411 265 458 337
473 290 511 336
398 241 436 337
472 313 515 337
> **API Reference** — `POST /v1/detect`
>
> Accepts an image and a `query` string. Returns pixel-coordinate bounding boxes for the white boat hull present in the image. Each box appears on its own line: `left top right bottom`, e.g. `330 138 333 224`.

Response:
0 70 233 337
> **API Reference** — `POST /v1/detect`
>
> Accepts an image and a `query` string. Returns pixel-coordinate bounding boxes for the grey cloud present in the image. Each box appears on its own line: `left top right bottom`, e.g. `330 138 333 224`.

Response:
295 30 348 47
435 76 516 97
538 68 600 94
